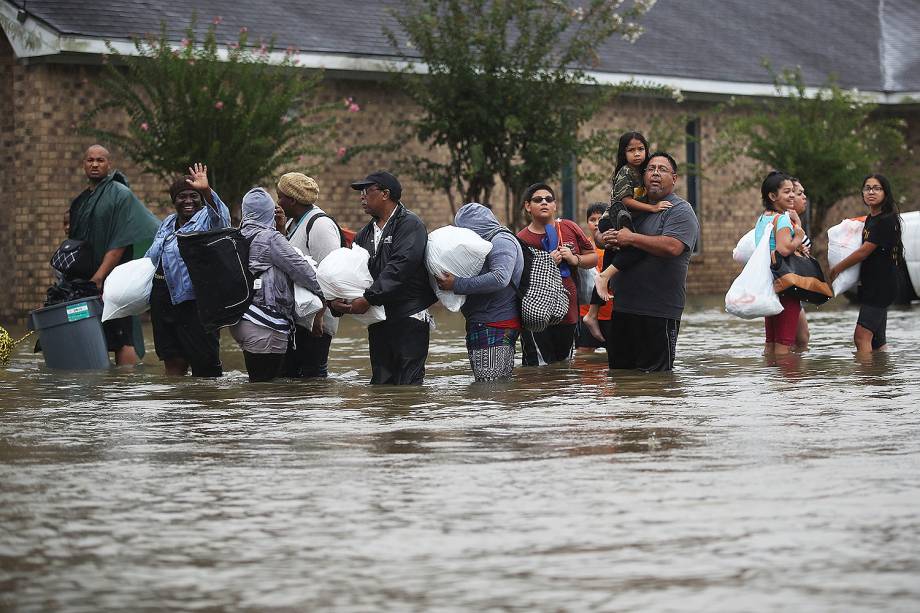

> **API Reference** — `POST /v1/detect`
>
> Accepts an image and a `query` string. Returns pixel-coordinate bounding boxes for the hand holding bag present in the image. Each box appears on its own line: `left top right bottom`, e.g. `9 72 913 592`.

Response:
725 221 784 319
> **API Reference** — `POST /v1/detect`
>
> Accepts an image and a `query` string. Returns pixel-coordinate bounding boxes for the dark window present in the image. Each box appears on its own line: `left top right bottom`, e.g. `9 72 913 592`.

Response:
561 154 577 221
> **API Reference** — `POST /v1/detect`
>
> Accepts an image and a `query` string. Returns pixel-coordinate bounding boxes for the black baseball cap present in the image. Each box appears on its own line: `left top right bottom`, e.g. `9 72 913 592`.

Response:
350 170 402 202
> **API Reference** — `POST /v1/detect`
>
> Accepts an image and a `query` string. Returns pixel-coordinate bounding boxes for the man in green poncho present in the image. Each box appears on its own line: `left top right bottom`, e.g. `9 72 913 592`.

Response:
68 145 159 365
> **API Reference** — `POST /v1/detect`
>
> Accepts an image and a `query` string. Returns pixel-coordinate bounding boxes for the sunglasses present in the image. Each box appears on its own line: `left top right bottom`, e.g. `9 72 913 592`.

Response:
530 195 555 204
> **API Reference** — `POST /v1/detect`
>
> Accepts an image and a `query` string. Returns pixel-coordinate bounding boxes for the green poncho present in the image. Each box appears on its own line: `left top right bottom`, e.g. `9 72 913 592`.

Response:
69 170 160 269
68 171 159 358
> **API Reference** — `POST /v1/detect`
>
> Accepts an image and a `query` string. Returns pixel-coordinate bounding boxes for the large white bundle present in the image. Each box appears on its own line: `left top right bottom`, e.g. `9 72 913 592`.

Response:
291 247 323 326
315 245 386 326
425 225 493 312
725 222 784 319
901 211 920 297
732 228 756 264
101 257 155 322
826 218 865 296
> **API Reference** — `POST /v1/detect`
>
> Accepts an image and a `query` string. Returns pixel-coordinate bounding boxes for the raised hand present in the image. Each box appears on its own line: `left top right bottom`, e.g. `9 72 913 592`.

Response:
186 163 209 192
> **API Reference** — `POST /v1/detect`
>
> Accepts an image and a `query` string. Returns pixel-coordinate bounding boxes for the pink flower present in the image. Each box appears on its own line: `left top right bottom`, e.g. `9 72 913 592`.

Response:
285 46 296 55
212 16 223 25
348 103 360 112
297 155 305 162
336 147 347 159
140 122 149 132
214 101 224 110
259 43 269 55
240 26 248 34
181 38 191 47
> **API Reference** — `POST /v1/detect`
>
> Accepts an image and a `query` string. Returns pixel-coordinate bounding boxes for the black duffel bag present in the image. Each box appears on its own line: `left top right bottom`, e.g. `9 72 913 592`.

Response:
50 239 94 281
771 252 833 305
177 228 256 332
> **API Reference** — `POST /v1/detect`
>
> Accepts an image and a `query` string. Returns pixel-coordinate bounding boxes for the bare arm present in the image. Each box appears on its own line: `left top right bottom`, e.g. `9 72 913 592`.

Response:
615 228 686 258
830 242 877 280
774 225 804 257
623 195 672 214
92 246 128 290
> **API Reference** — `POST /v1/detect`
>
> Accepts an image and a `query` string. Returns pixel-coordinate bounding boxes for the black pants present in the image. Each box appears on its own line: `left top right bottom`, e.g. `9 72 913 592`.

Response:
367 317 429 385
243 351 285 382
284 326 333 378
150 282 222 377
607 311 680 372
520 324 576 366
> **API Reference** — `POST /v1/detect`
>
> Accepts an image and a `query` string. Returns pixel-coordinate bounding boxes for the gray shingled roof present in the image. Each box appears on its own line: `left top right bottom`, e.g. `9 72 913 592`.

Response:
8 0 920 93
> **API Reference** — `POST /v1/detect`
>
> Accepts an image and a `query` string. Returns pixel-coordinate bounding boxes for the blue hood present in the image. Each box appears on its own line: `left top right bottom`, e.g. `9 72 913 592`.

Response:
454 203 502 238
242 187 276 228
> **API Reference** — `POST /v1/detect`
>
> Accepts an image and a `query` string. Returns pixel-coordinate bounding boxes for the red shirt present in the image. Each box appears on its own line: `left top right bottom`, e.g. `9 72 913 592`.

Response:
517 219 593 325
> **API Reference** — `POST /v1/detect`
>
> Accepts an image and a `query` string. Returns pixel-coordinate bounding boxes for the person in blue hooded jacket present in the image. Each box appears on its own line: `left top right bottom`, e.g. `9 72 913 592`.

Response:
229 187 324 382
145 163 230 376
437 203 525 381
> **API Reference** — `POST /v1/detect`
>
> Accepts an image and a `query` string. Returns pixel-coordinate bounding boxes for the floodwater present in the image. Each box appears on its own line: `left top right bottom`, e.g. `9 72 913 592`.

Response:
1 297 919 612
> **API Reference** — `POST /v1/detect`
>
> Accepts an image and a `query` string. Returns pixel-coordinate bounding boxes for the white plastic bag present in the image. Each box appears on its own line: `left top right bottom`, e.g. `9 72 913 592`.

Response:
291 247 323 326
101 258 155 322
425 226 493 312
315 245 386 326
732 228 756 264
826 218 865 296
725 222 783 319
900 211 920 297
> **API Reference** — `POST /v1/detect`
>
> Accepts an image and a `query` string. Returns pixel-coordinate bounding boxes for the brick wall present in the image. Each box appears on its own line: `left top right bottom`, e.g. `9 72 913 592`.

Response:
2 45 918 321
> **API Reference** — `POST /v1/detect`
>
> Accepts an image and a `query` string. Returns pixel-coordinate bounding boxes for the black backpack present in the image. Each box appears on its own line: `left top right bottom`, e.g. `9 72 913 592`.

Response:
177 228 257 332
302 212 349 249
50 239 94 281
484 227 568 332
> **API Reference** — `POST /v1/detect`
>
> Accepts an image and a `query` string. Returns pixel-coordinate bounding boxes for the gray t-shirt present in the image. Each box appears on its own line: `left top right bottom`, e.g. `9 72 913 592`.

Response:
611 192 700 320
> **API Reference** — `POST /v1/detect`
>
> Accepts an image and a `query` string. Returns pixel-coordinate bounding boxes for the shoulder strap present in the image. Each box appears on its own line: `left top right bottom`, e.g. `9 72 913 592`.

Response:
304 212 346 248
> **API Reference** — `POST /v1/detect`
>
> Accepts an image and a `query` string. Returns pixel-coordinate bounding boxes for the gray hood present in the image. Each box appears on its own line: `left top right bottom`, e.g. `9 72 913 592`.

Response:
242 187 275 228
454 202 501 238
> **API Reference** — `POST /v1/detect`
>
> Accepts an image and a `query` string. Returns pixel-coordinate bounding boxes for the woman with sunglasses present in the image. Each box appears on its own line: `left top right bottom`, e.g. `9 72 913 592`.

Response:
829 174 904 353
516 183 597 365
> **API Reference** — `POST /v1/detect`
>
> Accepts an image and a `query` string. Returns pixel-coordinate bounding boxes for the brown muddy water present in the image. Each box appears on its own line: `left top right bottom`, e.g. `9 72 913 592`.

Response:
1 296 919 611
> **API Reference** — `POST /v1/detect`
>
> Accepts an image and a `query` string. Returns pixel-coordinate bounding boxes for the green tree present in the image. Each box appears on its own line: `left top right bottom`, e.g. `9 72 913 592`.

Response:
372 0 654 226
713 67 907 237
83 18 337 215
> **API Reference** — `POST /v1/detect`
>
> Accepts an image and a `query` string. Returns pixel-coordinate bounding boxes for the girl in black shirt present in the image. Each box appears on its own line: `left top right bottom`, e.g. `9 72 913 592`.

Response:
829 174 903 352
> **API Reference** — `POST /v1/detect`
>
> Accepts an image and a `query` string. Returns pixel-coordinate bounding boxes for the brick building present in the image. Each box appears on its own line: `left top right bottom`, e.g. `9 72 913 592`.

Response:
2 0 919 321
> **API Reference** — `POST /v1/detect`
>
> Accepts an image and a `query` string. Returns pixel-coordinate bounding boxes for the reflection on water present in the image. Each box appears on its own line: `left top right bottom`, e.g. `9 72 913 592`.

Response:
1 297 919 611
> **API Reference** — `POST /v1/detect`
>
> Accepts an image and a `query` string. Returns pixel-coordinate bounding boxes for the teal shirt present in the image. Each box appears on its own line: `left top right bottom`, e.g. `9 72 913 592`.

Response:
754 212 794 252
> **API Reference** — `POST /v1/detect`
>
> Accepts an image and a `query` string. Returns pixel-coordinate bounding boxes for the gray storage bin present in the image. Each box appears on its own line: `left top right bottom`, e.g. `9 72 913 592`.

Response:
28 297 111 370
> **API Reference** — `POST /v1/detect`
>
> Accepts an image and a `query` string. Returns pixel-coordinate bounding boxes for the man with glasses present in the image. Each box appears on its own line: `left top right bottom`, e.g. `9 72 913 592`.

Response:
330 171 436 384
598 152 700 372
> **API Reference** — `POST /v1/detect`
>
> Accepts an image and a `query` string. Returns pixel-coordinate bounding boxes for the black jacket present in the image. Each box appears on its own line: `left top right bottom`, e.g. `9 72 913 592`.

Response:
356 203 437 319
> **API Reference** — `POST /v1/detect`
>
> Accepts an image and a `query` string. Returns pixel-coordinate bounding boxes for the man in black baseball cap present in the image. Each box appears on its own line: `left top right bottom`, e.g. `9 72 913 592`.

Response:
330 170 436 384
350 171 402 203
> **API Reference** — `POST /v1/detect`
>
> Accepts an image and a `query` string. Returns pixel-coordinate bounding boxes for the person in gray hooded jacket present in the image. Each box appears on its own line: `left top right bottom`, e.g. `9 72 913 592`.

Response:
229 187 324 382
437 203 524 381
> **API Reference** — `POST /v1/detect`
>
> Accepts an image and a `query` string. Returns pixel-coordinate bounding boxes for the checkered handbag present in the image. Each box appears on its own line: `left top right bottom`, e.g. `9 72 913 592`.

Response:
516 241 569 332
49 239 94 281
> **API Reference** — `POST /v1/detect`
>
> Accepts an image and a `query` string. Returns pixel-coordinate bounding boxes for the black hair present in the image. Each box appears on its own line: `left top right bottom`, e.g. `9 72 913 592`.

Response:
646 151 679 175
615 131 650 175
586 202 606 219
862 173 903 255
760 170 792 211
522 182 555 204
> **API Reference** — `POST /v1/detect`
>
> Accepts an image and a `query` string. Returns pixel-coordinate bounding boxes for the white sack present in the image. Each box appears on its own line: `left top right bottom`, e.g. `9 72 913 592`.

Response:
725 221 784 319
315 245 386 326
425 226 493 312
732 228 756 264
901 211 920 297
291 247 323 326
826 218 865 296
101 257 155 322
